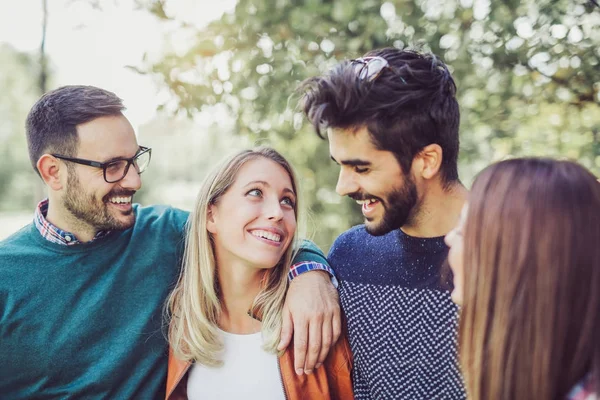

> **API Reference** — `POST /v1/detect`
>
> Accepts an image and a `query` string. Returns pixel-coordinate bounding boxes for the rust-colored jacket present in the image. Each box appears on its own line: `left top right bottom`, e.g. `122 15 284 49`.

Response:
166 336 354 400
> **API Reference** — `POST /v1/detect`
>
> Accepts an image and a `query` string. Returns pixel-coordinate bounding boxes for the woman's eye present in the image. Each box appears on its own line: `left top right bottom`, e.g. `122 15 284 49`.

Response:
281 197 295 207
247 189 262 197
354 166 369 174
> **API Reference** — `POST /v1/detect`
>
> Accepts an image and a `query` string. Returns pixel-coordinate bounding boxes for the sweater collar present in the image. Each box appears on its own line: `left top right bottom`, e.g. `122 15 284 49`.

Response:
396 228 447 254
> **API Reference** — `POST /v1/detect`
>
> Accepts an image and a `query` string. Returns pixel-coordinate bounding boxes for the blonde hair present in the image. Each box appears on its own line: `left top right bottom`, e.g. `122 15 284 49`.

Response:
166 147 301 366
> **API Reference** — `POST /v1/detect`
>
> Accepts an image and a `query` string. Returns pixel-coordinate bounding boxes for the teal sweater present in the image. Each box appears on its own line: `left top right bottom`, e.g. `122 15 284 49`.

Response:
0 205 188 399
0 205 330 399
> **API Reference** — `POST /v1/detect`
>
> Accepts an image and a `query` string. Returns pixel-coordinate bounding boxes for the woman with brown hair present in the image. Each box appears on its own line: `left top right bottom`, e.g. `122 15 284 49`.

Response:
445 158 599 400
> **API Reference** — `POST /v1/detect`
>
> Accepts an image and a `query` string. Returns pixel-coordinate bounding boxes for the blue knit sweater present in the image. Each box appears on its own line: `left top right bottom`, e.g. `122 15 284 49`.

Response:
329 225 465 399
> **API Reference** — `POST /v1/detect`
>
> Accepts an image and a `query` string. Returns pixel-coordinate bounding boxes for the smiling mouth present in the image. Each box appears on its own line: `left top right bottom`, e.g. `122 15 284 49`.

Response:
108 196 132 205
249 229 282 243
354 198 381 218
355 199 378 205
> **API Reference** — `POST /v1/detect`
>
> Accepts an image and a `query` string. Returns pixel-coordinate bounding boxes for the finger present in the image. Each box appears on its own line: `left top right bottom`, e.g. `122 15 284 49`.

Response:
293 318 309 375
278 307 293 351
303 316 323 374
315 316 333 369
331 305 342 345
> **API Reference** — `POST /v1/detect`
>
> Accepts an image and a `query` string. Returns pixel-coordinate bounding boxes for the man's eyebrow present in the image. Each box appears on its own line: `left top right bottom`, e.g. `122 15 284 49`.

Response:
103 156 126 163
244 180 296 196
103 147 142 164
330 155 371 167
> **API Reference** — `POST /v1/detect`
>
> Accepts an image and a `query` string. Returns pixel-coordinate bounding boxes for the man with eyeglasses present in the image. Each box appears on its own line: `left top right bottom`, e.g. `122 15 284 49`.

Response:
300 48 468 399
0 85 340 399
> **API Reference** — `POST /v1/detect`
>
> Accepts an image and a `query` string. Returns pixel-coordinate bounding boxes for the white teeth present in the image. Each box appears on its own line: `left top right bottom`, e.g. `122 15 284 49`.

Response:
356 199 377 205
109 196 132 204
250 230 281 243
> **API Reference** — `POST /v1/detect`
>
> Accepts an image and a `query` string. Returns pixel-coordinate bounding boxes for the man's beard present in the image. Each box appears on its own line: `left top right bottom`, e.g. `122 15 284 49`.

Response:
364 174 418 236
64 170 135 232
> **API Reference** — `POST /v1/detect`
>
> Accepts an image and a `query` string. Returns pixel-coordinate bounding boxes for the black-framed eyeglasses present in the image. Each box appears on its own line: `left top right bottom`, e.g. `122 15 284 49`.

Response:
52 146 152 183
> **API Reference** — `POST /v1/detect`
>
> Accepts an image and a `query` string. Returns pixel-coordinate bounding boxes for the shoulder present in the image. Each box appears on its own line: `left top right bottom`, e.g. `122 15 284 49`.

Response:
0 224 35 252
133 204 190 234
134 204 190 221
327 226 400 280
0 224 38 274
327 225 370 270
329 225 367 251
329 225 365 261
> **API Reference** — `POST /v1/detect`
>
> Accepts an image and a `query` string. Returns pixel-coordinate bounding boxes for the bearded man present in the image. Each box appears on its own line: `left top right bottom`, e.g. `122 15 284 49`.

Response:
301 48 468 399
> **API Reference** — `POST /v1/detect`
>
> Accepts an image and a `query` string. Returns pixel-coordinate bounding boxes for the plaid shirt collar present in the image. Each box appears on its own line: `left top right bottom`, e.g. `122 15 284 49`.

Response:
34 199 111 246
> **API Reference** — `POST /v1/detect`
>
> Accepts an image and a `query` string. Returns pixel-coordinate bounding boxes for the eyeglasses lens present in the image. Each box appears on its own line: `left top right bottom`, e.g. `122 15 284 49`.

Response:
363 58 387 81
133 150 151 174
104 150 151 183
105 160 130 183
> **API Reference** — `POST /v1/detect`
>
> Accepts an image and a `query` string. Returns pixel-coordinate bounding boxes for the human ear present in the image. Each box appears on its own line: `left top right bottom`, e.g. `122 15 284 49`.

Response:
416 144 443 180
37 154 64 191
206 205 218 234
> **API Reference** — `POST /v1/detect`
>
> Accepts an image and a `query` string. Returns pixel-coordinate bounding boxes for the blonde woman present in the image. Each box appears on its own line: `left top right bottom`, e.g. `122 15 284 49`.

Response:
165 147 353 400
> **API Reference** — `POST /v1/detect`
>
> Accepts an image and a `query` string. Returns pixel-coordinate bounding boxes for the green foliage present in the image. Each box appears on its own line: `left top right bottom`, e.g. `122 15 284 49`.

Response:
138 0 600 249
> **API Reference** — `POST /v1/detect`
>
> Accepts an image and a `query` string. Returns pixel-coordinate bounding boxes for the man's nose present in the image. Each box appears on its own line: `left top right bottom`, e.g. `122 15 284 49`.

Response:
119 164 142 191
335 169 359 197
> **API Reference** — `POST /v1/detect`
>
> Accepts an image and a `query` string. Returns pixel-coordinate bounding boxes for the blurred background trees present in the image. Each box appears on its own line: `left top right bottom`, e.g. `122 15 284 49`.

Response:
1 0 599 249
0 44 45 211
134 0 600 248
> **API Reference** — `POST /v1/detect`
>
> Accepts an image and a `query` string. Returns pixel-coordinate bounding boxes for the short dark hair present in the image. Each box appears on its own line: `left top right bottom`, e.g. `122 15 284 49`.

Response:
300 47 460 185
25 85 125 176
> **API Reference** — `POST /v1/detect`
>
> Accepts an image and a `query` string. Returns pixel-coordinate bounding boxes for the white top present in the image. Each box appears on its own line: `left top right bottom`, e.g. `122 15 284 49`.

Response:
187 330 286 400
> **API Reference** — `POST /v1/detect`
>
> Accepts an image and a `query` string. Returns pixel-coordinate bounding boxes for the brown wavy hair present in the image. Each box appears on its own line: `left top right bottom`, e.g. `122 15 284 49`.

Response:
459 158 600 400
